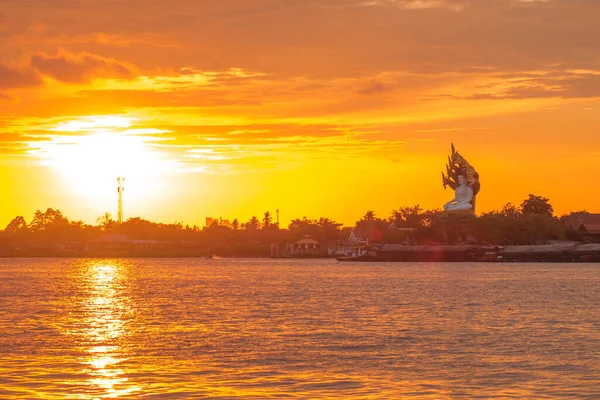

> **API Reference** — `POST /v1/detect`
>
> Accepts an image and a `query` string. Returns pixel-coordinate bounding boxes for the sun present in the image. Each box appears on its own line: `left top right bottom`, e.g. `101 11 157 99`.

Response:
28 116 179 202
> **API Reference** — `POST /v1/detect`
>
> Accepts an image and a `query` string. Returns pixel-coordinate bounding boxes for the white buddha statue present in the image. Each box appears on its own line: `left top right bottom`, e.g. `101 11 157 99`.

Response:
444 175 473 211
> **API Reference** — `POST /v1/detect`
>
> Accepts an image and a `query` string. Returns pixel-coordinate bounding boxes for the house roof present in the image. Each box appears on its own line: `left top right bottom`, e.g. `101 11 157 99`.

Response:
348 231 368 243
580 223 600 234
296 238 320 245
564 213 600 228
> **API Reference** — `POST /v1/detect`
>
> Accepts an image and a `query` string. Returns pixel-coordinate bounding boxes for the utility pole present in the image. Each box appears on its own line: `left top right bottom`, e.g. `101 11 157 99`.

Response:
117 177 125 224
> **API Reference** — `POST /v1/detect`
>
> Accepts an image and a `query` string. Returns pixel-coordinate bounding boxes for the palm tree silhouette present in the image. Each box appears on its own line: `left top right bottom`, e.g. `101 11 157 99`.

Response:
263 211 272 228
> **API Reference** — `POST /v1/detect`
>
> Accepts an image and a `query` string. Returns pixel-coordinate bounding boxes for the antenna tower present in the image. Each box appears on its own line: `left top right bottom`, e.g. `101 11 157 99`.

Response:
117 177 125 224
276 209 280 226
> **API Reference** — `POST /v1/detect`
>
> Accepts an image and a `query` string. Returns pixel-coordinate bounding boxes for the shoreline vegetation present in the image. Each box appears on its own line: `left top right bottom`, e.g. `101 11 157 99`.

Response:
1 194 598 259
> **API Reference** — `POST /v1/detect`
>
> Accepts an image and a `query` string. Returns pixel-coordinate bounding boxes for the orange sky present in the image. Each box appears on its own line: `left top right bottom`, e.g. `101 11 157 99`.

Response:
1 0 599 228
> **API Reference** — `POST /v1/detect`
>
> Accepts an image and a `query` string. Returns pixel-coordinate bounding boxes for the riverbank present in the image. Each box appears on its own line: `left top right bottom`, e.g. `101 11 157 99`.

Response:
338 243 600 262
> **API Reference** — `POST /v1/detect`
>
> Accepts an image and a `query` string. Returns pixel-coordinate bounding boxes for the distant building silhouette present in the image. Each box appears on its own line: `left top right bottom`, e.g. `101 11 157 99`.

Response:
328 231 370 258
206 217 233 228
285 235 321 257
206 218 218 228
563 213 600 240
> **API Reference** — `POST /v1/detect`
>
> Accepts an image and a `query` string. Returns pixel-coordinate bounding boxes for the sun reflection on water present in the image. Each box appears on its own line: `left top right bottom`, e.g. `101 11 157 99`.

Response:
82 262 140 398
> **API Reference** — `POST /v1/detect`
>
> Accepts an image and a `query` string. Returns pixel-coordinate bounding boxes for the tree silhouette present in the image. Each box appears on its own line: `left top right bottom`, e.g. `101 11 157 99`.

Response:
420 209 443 227
363 210 376 221
500 203 521 218
0 193 592 257
521 194 554 217
288 217 319 238
30 208 69 232
120 217 155 239
245 216 260 231
316 217 343 241
96 213 116 231
70 220 86 229
356 212 388 243
263 211 272 228
4 216 28 233
390 205 423 228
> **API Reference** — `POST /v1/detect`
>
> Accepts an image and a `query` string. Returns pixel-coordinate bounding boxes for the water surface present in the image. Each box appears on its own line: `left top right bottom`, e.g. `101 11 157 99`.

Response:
0 259 598 398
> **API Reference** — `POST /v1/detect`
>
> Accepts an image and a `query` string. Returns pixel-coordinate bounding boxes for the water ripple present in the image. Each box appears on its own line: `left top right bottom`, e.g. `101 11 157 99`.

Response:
0 259 599 398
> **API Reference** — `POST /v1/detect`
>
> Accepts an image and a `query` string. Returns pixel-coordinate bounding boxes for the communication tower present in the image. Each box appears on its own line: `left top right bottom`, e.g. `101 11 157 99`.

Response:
117 177 125 224
276 209 280 226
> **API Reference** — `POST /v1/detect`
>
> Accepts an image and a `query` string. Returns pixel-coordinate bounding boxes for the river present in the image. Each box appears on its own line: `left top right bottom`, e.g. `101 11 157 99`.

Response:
0 258 598 398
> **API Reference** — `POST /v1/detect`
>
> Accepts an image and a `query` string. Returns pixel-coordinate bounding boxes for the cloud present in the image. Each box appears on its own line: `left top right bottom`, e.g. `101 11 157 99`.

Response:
6 111 413 172
393 0 465 11
2 0 600 162
0 131 48 155
0 12 8 31
0 62 42 89
357 80 391 95
2 0 600 79
462 71 600 100
14 25 180 49
29 49 137 83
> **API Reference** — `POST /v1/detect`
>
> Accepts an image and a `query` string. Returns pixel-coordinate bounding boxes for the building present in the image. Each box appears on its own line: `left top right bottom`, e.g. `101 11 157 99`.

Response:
580 223 600 238
285 235 321 257
206 218 219 228
87 233 134 251
328 231 370 258
563 213 600 241
132 239 164 250
63 234 167 253
206 217 233 229
271 235 325 257
54 242 89 252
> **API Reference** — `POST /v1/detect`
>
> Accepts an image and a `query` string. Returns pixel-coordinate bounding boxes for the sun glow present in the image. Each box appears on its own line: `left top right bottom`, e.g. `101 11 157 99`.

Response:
28 116 179 202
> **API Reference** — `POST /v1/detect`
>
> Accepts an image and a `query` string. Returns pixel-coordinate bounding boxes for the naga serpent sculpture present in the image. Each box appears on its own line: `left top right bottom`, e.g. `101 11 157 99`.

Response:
442 144 480 211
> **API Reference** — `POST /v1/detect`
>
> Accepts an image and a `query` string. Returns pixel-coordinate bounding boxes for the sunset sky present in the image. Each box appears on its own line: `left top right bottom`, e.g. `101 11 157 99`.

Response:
1 0 599 228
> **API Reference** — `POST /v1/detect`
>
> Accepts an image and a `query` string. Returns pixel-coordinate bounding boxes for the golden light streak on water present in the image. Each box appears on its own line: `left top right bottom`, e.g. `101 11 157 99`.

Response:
81 262 140 398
